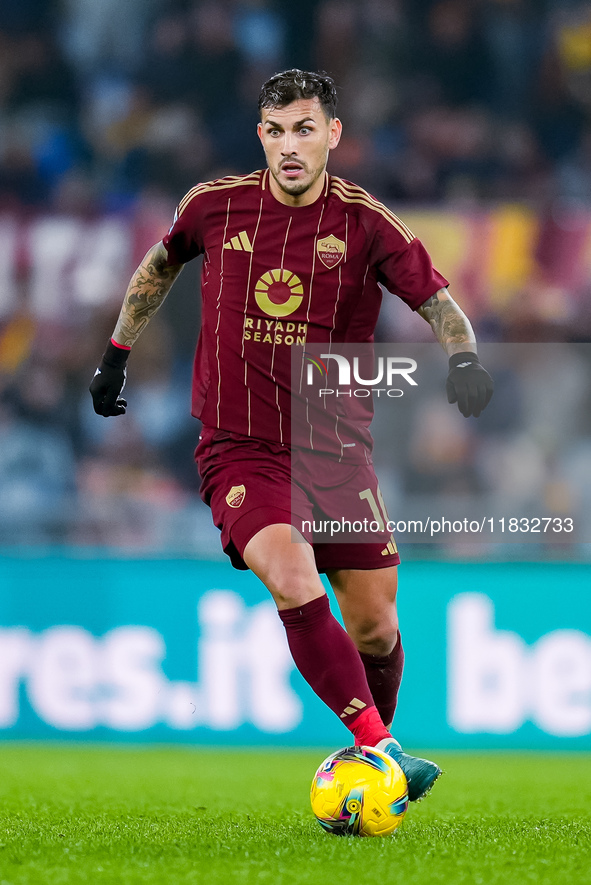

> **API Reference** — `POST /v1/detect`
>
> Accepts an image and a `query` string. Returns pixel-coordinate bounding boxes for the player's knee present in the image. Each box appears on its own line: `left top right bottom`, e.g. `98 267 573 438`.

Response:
244 525 323 609
264 563 323 610
271 583 323 610
351 614 399 656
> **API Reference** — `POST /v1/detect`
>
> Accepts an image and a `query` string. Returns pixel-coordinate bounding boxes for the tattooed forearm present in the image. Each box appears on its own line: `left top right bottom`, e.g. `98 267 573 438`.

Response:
417 288 477 356
112 242 184 347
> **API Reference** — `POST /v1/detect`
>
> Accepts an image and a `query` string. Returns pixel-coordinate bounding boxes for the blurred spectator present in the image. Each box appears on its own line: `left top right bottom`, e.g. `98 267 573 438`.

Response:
533 3 591 164
410 0 496 108
138 10 197 106
234 0 285 70
0 28 86 207
0 354 78 543
59 0 160 78
482 0 543 120
186 1 242 121
316 0 360 91
0 137 50 207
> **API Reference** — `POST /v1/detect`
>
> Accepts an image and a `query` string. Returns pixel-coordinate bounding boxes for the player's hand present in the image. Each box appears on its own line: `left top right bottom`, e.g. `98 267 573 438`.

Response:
89 340 129 416
446 351 493 418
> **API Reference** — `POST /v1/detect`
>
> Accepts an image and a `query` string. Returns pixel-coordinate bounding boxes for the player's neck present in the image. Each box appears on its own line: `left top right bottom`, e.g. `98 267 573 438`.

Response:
268 171 327 208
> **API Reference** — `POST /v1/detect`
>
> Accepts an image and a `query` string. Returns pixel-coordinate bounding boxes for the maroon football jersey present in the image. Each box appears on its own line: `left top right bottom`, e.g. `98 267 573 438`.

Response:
163 169 448 447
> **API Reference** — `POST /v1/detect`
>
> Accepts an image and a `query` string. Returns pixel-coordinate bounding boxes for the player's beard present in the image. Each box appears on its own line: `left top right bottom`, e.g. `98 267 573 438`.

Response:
272 156 327 198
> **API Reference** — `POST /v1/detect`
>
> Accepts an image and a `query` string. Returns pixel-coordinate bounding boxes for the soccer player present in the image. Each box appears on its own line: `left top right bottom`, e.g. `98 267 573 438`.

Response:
90 70 493 801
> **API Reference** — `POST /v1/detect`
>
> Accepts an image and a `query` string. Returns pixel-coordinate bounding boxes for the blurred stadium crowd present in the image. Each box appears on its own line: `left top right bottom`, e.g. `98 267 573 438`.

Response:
4 0 591 208
0 0 590 554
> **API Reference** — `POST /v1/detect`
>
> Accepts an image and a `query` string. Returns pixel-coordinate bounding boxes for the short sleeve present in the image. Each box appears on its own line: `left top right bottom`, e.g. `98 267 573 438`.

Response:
162 188 205 266
372 217 449 310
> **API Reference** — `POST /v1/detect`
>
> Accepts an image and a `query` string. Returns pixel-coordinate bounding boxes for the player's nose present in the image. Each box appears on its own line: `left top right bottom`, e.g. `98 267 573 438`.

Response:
281 132 297 154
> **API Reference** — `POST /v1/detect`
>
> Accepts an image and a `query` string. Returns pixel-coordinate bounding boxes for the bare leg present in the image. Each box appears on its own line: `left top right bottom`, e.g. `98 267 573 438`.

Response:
243 524 325 609
327 565 399 655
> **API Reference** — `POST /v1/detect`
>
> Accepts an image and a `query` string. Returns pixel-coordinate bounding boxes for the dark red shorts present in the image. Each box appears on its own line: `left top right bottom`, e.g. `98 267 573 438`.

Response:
195 427 400 572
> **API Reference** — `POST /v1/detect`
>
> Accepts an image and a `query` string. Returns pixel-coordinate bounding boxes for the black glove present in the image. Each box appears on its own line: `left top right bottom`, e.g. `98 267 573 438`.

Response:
446 351 494 418
89 339 129 416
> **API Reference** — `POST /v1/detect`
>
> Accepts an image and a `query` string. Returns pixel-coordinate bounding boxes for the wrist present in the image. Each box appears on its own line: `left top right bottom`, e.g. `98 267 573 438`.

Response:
448 351 481 369
102 338 131 369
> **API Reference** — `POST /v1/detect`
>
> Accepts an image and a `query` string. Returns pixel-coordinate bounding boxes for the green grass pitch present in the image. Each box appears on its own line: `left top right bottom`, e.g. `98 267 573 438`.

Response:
0 745 589 884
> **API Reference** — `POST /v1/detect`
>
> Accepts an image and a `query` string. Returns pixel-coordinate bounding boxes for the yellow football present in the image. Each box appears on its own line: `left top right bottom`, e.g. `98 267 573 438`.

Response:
310 745 408 837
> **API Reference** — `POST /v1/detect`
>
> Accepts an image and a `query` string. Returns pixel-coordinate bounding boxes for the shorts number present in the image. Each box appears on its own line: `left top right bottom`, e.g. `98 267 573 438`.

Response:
358 487 398 553
358 487 389 530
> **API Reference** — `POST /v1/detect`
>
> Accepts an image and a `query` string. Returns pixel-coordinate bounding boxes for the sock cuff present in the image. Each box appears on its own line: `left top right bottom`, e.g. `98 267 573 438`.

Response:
110 337 131 351
278 594 330 630
349 704 391 745
358 631 401 668
359 650 392 669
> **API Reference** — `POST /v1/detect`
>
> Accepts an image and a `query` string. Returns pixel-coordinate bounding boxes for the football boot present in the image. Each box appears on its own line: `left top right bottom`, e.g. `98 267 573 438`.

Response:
376 738 442 802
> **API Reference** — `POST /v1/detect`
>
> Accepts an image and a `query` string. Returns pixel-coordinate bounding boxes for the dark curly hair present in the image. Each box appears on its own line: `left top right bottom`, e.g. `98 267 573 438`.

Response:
258 69 338 120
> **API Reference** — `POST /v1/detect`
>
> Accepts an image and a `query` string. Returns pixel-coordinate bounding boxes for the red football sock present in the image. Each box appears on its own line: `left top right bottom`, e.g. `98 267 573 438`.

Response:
359 631 404 728
278 595 390 745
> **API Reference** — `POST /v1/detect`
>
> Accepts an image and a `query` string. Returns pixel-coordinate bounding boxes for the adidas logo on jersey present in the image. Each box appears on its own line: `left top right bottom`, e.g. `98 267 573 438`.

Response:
224 231 253 252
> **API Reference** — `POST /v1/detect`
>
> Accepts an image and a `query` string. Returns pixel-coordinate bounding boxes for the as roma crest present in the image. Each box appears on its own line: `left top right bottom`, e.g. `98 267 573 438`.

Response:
226 485 246 508
317 234 345 269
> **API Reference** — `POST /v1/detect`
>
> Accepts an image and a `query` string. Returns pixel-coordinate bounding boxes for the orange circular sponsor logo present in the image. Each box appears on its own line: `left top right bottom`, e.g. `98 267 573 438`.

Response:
254 269 304 318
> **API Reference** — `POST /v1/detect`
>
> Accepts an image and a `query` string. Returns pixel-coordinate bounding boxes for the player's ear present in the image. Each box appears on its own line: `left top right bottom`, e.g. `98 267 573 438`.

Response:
257 122 263 144
328 118 342 151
